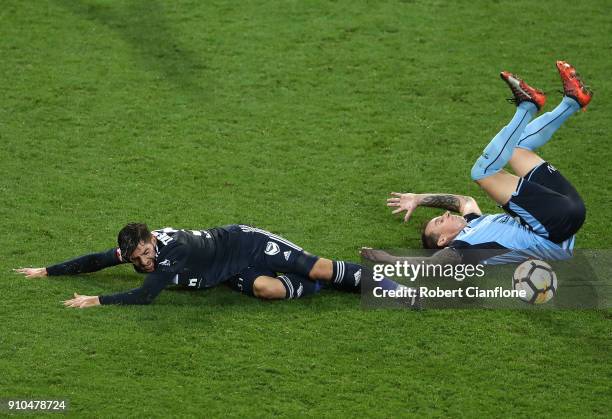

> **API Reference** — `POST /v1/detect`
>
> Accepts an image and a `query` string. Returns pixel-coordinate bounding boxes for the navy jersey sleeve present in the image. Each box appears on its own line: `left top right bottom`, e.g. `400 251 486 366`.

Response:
46 248 125 276
98 243 187 305
98 272 173 305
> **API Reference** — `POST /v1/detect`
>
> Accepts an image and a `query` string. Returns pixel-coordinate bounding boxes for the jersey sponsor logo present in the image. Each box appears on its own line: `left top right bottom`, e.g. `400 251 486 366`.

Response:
188 278 198 287
283 250 292 261
159 259 171 267
265 241 280 256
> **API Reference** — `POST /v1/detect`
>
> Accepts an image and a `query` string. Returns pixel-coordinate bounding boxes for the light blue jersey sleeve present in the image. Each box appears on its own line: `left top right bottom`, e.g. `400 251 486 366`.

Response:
449 213 575 265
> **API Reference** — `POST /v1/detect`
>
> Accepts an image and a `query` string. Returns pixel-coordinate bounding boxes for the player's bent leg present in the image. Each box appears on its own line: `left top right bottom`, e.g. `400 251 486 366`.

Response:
470 102 537 182
515 96 581 153
471 72 544 182
521 161 582 200
308 258 333 280
509 62 593 177
253 275 322 300
309 258 360 292
275 273 322 299
227 267 322 300
508 148 545 178
251 228 413 300
309 258 407 295
502 178 585 244
252 276 288 299
474 170 521 206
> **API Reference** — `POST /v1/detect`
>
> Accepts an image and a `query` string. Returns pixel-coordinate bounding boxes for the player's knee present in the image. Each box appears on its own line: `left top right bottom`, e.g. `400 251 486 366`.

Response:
252 277 285 299
294 252 320 278
470 160 487 181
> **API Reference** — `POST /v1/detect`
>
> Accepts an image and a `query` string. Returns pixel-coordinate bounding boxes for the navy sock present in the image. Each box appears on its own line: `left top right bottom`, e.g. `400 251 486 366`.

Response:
331 261 403 293
277 273 322 299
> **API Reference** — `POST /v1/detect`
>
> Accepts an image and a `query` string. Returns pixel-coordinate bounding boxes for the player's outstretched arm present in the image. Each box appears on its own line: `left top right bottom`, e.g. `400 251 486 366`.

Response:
387 192 481 222
63 273 171 309
15 248 125 279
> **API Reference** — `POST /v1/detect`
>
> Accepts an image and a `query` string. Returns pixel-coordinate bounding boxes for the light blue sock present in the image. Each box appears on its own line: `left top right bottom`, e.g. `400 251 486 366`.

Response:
516 96 581 151
471 102 537 180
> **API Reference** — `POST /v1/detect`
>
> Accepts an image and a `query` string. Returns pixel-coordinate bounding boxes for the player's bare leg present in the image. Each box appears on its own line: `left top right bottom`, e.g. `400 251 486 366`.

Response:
252 276 288 299
474 171 520 205
249 273 322 300
307 257 420 310
509 148 544 178
308 258 333 280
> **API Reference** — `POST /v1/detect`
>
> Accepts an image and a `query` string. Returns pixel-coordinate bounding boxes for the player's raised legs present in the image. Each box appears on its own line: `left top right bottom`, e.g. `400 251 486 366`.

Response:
470 72 546 204
509 61 593 177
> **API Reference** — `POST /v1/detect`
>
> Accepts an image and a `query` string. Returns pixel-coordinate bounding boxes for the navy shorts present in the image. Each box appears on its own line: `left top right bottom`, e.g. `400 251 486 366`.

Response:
226 266 275 296
502 162 586 243
224 225 320 295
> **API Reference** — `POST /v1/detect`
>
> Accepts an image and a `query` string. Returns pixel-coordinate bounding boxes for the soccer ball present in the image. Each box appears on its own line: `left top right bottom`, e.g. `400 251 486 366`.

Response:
512 260 557 304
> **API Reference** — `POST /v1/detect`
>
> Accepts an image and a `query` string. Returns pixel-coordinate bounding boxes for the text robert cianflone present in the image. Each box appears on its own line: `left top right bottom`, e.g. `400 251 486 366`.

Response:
372 286 527 299
372 261 486 282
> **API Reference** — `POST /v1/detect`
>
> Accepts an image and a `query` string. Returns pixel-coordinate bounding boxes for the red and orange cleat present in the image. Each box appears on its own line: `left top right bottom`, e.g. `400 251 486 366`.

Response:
500 71 546 111
556 60 593 110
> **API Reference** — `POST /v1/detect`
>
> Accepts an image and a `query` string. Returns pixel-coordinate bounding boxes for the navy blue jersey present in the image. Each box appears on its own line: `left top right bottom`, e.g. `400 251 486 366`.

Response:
151 225 253 289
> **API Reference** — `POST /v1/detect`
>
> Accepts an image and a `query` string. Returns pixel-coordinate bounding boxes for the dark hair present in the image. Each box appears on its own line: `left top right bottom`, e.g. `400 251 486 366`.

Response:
118 223 151 261
421 219 442 250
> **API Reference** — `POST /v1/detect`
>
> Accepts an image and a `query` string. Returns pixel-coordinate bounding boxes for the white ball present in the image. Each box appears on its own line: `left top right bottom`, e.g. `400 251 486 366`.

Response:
512 260 558 304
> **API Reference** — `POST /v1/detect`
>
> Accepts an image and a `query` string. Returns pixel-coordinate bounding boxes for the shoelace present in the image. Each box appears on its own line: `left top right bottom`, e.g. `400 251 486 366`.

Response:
564 71 593 94
504 73 527 104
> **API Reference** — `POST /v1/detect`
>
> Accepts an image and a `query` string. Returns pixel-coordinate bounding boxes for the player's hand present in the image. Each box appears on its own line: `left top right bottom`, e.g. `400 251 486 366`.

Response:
63 293 101 309
13 267 48 278
387 192 420 222
360 247 395 263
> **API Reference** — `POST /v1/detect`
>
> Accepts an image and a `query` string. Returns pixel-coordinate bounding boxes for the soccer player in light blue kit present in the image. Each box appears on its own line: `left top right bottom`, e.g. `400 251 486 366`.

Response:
362 61 593 266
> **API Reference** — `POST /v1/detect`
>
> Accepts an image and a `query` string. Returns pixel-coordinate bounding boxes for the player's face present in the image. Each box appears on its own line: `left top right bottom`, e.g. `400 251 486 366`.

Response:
426 211 466 246
129 240 157 273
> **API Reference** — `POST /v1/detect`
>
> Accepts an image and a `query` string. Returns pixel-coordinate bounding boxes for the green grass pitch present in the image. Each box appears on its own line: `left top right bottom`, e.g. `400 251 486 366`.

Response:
1 0 611 417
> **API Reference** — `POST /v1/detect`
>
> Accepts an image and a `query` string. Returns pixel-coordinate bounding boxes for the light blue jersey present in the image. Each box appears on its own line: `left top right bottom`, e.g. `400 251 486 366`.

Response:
449 213 575 265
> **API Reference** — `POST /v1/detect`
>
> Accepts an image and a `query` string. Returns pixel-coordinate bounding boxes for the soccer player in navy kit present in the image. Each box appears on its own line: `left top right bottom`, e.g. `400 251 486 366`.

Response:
16 224 415 308
362 61 592 266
